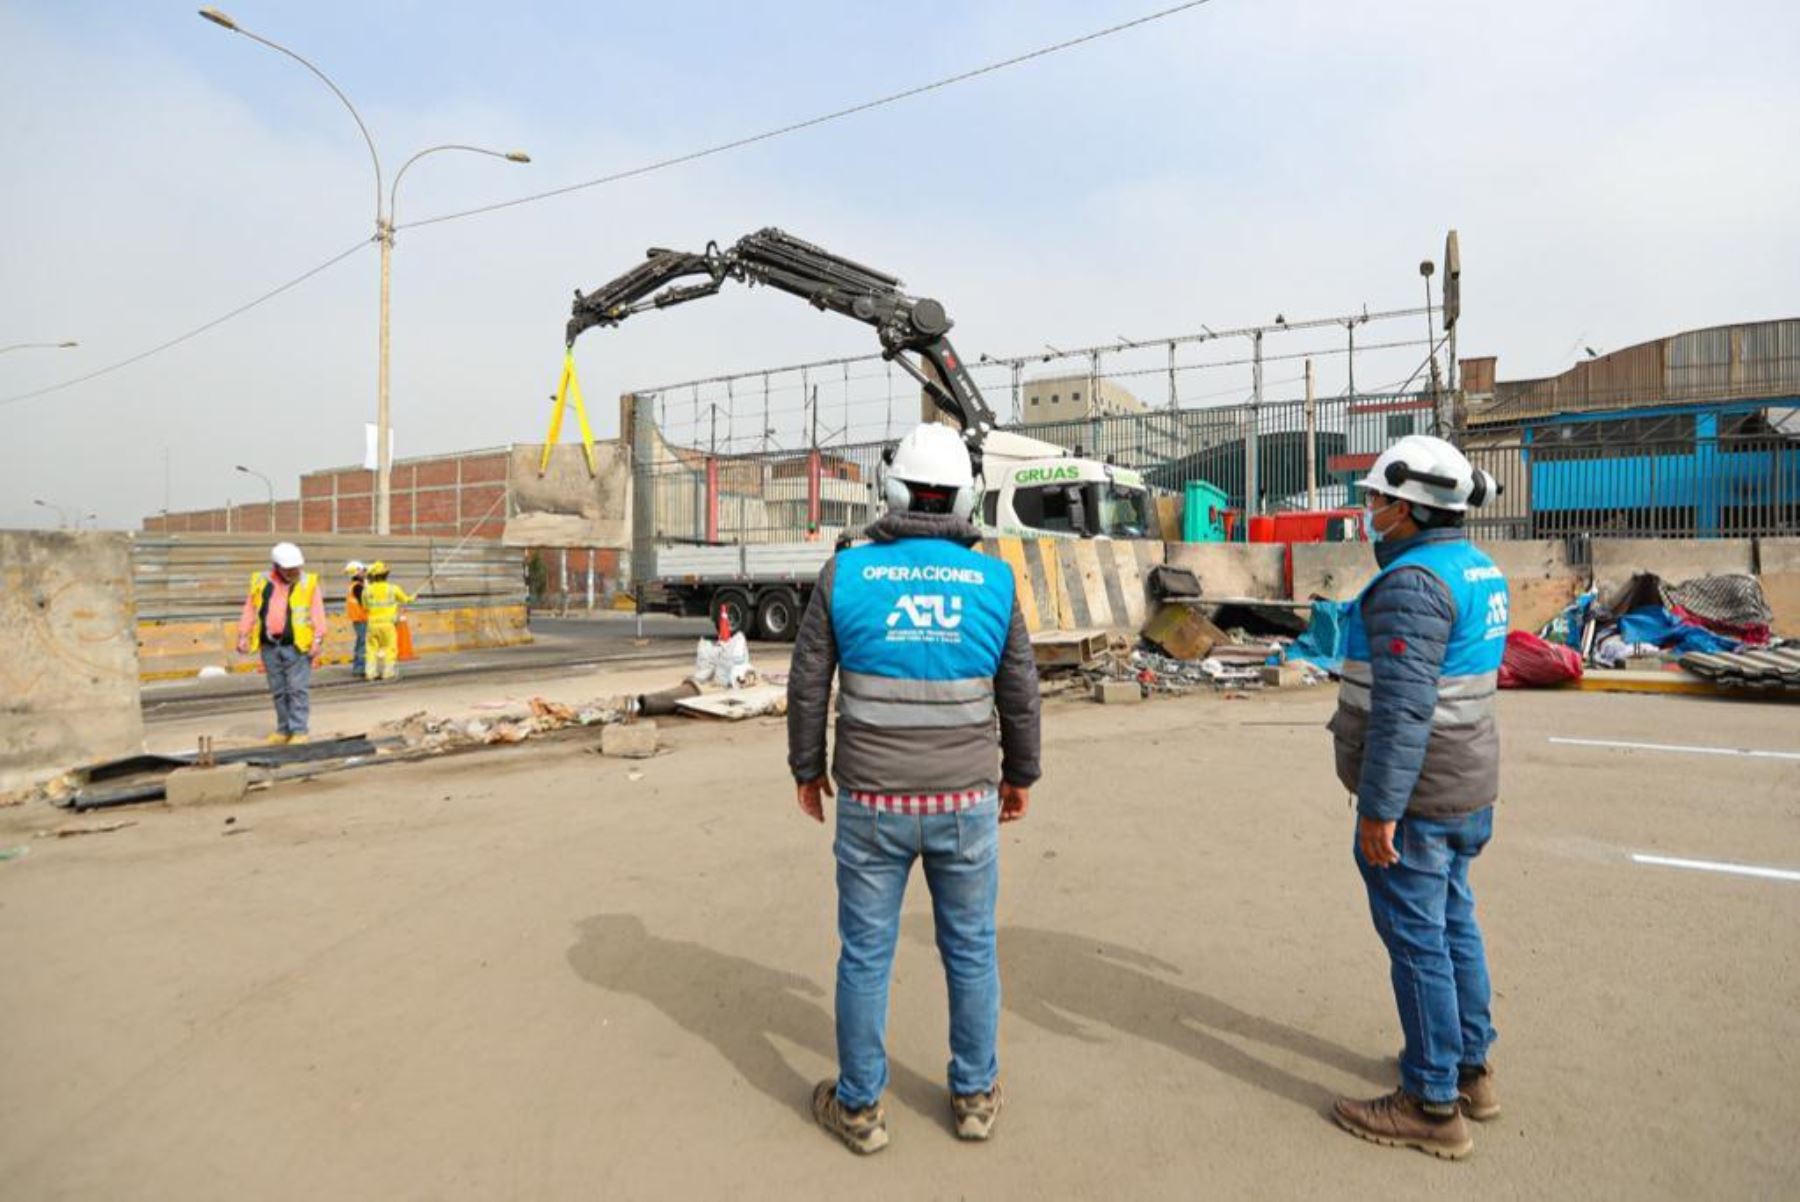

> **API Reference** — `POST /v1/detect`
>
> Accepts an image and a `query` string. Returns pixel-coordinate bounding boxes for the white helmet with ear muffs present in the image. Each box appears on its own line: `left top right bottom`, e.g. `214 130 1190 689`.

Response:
881 423 979 519
1356 434 1499 513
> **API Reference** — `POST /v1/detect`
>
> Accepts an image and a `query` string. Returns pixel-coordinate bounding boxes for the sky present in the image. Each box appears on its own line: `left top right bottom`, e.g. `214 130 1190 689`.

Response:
3 0 1797 528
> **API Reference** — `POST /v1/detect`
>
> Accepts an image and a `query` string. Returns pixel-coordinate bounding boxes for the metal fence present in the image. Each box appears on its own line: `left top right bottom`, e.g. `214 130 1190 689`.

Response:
1461 408 1800 543
630 387 1447 546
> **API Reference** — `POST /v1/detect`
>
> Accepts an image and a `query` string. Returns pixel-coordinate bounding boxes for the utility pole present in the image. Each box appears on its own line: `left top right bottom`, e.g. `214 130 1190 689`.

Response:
1246 330 1263 518
1304 358 1318 510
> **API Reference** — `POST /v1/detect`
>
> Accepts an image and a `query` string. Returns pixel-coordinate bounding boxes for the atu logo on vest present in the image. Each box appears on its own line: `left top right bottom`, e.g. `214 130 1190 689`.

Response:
886 594 964 632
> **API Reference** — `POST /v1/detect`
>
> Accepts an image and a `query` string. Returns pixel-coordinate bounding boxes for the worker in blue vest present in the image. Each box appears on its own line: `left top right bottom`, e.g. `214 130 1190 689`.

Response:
788 422 1041 1156
1329 435 1509 1160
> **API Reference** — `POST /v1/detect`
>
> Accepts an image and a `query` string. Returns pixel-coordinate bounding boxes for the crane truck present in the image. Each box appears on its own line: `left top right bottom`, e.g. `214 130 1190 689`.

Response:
566 228 1152 641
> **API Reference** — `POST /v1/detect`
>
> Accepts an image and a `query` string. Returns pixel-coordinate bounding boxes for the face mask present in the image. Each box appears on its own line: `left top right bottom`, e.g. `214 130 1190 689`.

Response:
1362 499 1396 544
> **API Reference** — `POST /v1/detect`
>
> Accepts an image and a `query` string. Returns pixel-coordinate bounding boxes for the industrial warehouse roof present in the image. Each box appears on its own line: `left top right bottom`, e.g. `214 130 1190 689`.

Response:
1469 318 1800 426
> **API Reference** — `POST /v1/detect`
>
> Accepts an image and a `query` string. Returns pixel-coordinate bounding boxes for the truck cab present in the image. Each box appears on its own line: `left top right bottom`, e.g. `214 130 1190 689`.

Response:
975 431 1154 539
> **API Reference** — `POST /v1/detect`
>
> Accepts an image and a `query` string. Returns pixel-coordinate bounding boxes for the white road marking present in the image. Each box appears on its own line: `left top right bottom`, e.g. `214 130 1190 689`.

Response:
1631 854 1800 883
1550 736 1800 762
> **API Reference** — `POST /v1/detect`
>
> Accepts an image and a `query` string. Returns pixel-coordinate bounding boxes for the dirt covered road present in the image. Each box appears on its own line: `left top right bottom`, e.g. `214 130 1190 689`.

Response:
2 681 1796 1200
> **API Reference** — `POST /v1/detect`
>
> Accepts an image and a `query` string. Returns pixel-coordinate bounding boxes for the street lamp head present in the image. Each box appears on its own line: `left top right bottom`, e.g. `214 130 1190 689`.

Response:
1419 259 1436 279
58 340 78 348
33 499 49 508
198 8 240 31
235 464 251 473
505 151 531 163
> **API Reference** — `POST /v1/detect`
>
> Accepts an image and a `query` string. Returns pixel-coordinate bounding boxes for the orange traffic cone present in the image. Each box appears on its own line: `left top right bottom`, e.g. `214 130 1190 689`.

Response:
717 604 732 643
396 616 418 661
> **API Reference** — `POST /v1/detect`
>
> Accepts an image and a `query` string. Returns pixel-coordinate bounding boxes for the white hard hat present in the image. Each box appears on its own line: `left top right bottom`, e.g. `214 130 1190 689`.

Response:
270 541 305 569
1357 435 1499 513
883 423 978 520
344 559 365 574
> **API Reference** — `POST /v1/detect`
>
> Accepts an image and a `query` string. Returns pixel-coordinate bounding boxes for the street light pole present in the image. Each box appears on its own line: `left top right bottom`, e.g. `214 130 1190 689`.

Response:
198 10 528 536
32 499 70 529
0 340 78 355
236 464 274 531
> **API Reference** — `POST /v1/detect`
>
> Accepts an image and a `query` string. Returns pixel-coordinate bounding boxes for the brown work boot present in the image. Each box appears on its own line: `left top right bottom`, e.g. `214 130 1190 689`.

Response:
952 1080 1004 1141
812 1080 889 1155
1458 1063 1500 1121
1333 1088 1473 1160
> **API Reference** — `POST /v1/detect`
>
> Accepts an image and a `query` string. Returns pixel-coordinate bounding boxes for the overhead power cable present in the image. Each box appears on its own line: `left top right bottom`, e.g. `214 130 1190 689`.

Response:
0 239 371 408
399 0 1218 231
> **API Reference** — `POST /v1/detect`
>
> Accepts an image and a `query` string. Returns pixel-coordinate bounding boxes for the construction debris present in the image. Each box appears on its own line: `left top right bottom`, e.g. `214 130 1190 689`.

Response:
1142 603 1229 661
48 820 138 838
165 762 251 808
1679 645 1800 691
674 685 789 721
1093 679 1143 705
601 722 659 759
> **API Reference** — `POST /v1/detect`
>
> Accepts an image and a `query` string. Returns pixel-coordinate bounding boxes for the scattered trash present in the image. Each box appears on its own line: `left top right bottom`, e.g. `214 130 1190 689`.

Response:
223 827 252 837
49 820 137 838
691 633 755 688
1499 631 1584 689
198 665 228 679
1141 603 1228 661
675 685 789 720
627 770 645 782
0 845 29 863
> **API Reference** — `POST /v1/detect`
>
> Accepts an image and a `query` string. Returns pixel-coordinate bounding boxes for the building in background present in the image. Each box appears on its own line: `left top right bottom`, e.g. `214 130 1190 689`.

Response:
1459 318 1800 540
1020 373 1147 425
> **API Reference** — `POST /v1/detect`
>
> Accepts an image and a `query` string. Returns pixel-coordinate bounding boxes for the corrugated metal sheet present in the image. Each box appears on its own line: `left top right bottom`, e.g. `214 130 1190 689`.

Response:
1736 318 1800 395
1666 326 1733 403
131 534 524 622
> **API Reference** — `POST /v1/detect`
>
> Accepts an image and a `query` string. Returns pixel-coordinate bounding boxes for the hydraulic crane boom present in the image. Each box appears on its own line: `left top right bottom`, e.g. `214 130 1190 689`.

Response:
566 228 998 450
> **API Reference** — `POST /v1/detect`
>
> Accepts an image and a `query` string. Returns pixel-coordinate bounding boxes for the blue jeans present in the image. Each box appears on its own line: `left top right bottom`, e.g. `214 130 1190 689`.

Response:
351 621 368 674
833 792 1001 1110
260 643 312 736
1355 806 1497 1106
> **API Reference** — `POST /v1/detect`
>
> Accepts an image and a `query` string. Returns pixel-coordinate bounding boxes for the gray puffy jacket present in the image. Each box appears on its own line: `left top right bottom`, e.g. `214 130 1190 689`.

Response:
786 511 1042 793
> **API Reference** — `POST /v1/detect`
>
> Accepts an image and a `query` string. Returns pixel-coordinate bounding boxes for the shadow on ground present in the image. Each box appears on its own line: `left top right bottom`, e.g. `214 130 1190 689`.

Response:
565 914 947 1126
910 918 1391 1111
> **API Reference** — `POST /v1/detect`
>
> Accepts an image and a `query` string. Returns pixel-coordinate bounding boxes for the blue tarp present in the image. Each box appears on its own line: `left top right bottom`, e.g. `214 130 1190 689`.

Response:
1615 605 1738 655
1286 599 1349 673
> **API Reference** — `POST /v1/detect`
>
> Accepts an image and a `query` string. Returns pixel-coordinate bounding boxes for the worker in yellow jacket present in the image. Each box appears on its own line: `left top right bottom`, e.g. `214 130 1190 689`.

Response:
362 561 414 681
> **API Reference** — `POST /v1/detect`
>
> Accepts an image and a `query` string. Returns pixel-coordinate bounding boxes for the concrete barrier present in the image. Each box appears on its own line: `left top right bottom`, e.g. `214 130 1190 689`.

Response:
980 537 1067 634
1292 539 1581 632
1054 540 1164 631
1289 544 1373 601
1163 543 1287 599
1 532 144 794
1757 538 1800 636
133 534 531 679
1483 541 1584 633
1590 539 1755 599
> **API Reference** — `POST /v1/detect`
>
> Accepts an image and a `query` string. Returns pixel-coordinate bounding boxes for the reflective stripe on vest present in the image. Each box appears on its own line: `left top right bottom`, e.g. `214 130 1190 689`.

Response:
1337 539 1507 732
835 669 996 728
364 581 405 623
830 538 1013 728
248 571 318 653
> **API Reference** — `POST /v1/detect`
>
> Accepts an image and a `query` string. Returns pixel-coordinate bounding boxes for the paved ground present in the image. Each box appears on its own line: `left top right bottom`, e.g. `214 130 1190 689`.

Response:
2 671 1797 1200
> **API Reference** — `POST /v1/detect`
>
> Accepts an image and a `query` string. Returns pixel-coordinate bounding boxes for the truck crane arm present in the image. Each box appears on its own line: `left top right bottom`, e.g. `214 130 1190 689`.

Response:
567 227 998 450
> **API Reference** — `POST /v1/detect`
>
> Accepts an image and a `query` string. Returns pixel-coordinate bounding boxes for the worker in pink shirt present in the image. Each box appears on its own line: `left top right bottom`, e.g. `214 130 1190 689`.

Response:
236 541 327 744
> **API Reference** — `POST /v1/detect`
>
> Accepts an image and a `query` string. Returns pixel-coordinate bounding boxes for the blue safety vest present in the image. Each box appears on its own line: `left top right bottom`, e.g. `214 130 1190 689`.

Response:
830 536 1014 727
1340 537 1509 724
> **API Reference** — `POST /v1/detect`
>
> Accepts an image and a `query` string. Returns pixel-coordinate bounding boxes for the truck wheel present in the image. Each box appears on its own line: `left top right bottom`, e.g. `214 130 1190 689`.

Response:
755 587 801 643
713 590 753 640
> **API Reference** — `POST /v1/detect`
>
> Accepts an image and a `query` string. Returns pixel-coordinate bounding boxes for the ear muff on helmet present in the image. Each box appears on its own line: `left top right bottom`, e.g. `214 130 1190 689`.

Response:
1466 469 1501 509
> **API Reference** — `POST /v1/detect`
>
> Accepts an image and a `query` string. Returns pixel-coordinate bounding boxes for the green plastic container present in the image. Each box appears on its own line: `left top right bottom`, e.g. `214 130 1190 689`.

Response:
1182 480 1229 542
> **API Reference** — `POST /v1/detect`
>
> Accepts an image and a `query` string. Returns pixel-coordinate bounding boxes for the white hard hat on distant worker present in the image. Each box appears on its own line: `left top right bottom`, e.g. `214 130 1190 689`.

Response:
270 542 305 569
344 559 365 575
1356 435 1499 514
882 423 978 520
